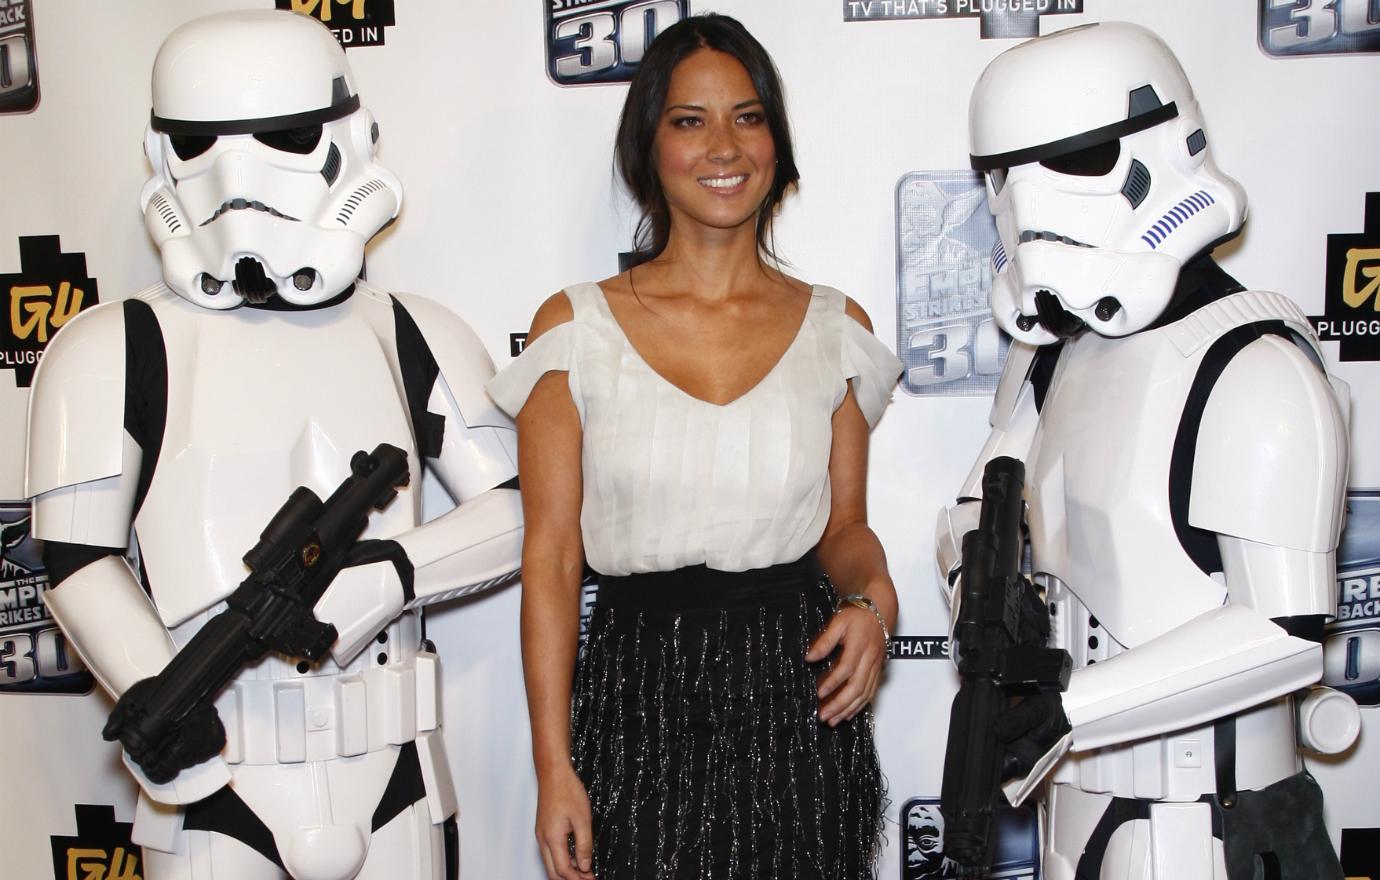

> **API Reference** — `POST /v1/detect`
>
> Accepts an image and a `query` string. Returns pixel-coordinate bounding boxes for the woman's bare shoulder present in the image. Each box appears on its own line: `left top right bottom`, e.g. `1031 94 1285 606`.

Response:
527 291 574 344
787 272 871 330
841 296 874 332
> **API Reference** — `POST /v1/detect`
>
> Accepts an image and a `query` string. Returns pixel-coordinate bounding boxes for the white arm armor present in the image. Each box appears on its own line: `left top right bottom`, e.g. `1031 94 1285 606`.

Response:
26 300 171 691
43 553 231 804
26 300 131 501
27 307 230 803
1014 331 1346 801
1062 603 1320 752
315 292 523 663
1005 328 1348 804
1190 333 1348 556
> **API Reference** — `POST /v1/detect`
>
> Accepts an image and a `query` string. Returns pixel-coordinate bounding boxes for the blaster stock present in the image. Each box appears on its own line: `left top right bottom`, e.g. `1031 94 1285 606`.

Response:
940 455 1070 876
103 443 411 784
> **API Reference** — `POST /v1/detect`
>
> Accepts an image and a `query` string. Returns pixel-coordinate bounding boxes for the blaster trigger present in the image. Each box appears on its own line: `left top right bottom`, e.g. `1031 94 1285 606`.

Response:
280 615 338 661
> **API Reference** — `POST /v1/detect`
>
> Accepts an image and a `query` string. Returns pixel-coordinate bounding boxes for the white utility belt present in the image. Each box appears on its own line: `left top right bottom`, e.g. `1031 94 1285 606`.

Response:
212 651 440 766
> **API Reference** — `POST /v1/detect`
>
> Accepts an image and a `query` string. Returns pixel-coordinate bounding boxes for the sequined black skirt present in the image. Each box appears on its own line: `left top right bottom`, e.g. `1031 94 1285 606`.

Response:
572 555 884 880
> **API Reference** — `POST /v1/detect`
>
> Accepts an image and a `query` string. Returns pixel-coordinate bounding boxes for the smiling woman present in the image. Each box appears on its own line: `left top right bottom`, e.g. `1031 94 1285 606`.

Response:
487 14 901 880
614 15 799 267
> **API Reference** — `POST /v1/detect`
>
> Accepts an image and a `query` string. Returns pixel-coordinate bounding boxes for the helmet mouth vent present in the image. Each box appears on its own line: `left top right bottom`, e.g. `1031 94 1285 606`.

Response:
1034 289 1087 339
233 256 276 304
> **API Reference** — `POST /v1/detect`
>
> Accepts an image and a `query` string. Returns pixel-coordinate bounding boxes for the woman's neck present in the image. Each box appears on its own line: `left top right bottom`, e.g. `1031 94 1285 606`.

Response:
646 220 777 301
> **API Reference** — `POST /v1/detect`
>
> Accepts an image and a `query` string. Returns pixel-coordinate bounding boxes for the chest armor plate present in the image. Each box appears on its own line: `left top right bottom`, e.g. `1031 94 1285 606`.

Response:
1026 325 1225 649
135 294 420 625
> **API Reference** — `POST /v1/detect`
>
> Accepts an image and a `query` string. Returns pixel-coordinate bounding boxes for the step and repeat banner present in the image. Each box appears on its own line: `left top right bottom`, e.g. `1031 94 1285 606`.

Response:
2 1 1378 878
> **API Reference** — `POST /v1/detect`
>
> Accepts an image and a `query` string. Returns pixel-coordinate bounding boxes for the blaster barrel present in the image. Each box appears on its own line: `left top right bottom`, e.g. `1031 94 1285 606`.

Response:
940 455 1030 875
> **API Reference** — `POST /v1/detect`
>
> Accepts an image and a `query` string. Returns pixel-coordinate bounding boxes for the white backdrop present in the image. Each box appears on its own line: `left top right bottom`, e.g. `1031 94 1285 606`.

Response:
2 1 1379 878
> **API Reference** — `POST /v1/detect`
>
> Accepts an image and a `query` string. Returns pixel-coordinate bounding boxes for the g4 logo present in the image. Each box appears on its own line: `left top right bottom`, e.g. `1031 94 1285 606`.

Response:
9 280 83 343
275 0 393 46
1342 247 1380 310
1261 0 1380 55
64 846 140 880
283 0 368 24
547 0 687 85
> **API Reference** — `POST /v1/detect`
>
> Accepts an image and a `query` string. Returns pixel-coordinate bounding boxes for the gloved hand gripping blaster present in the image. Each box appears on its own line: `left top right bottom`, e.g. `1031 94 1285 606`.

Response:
102 443 411 784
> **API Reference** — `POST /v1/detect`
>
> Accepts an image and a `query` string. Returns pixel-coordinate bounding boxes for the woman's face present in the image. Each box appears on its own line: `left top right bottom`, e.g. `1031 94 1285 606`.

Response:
653 47 777 239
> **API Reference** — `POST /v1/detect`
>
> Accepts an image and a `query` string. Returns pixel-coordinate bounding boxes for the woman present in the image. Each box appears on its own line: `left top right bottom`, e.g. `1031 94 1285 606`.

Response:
488 14 901 880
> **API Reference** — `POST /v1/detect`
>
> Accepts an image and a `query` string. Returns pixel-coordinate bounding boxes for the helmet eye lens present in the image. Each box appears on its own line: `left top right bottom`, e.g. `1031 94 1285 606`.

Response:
1039 139 1121 177
254 125 324 155
170 134 217 161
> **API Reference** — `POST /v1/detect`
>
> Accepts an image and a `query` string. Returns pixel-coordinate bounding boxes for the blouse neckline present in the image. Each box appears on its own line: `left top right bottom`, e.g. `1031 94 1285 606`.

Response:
588 281 822 410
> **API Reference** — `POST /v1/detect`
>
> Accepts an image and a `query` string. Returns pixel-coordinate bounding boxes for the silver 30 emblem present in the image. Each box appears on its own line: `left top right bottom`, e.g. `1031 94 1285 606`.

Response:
546 0 689 86
895 171 1009 397
1260 0 1380 56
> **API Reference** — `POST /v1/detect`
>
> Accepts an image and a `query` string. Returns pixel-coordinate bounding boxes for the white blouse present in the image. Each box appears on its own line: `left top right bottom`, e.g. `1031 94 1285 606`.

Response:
486 282 902 576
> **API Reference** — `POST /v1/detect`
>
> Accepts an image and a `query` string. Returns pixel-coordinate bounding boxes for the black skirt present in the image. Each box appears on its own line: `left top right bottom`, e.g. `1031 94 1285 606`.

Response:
571 554 884 880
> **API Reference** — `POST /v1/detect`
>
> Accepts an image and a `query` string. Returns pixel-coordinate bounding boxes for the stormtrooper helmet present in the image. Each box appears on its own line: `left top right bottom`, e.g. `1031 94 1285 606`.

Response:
969 22 1246 345
141 10 402 309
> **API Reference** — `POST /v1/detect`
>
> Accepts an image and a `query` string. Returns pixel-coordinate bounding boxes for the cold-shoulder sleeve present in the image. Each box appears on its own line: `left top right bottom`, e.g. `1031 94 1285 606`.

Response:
485 321 584 419
840 317 903 428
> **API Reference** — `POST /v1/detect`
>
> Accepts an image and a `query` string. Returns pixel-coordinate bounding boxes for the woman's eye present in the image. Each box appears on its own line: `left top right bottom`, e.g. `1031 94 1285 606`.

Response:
670 116 702 128
737 112 764 125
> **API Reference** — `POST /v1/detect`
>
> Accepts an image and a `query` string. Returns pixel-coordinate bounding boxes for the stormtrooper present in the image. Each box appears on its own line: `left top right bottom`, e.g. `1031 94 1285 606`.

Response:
936 22 1357 879
25 11 522 880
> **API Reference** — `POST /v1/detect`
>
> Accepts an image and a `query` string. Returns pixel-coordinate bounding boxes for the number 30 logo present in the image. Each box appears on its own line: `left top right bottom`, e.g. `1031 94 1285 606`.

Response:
1260 0 1380 56
546 0 688 86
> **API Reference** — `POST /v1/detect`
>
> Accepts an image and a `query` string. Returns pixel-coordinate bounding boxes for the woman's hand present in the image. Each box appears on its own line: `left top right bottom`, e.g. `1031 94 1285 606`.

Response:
807 603 889 726
810 362 897 728
535 763 595 880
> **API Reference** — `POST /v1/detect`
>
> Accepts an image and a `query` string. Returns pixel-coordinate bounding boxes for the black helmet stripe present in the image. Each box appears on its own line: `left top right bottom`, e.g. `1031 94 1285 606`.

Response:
151 94 360 137
971 101 1178 172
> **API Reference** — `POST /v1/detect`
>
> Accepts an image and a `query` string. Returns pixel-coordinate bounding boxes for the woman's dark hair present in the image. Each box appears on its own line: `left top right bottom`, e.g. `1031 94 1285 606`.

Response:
615 14 799 265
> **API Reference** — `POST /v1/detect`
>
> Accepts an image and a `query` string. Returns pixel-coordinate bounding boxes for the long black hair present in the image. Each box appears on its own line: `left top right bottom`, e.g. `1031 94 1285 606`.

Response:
615 14 799 266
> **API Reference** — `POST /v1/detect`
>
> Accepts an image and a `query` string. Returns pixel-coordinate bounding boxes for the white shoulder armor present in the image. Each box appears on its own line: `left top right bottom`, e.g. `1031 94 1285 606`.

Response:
388 288 510 431
26 296 136 497
1190 332 1348 553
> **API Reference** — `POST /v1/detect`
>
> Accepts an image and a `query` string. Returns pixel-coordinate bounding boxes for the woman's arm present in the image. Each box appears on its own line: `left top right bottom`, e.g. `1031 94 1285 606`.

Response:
808 299 899 726
516 295 595 880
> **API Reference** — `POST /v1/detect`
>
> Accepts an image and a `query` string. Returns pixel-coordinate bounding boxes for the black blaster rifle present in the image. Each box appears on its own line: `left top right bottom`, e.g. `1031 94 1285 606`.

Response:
103 443 411 783
940 455 1071 876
